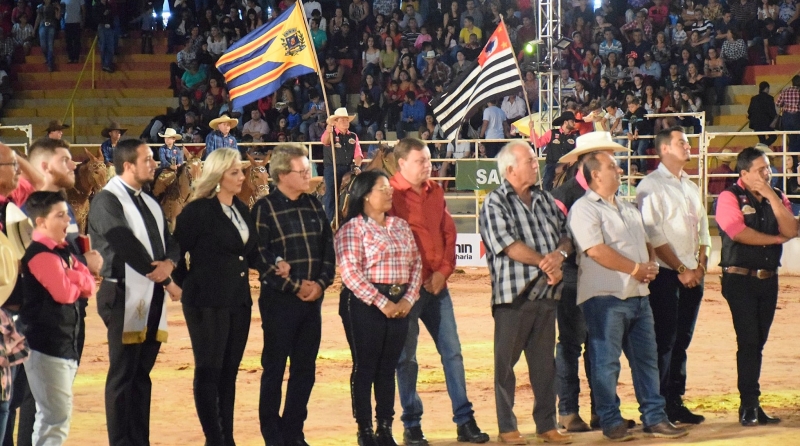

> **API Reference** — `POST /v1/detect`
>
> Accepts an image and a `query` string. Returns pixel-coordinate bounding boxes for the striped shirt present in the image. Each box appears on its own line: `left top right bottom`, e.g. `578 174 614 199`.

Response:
252 188 335 294
335 215 422 308
776 86 800 114
479 180 568 306
11 23 33 46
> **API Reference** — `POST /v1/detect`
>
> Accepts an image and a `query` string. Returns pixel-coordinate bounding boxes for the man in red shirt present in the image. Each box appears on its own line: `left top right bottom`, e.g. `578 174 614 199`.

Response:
389 138 490 446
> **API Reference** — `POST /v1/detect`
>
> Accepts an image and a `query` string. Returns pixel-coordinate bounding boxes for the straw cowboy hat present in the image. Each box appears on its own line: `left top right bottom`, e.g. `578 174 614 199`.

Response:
326 107 356 125
158 128 183 140
208 114 239 128
558 131 630 164
45 120 69 133
4 203 32 261
101 121 128 138
0 231 18 306
754 143 773 153
718 148 736 163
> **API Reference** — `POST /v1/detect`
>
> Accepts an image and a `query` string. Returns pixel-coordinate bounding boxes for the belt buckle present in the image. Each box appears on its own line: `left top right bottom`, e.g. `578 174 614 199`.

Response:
756 269 771 279
389 284 402 297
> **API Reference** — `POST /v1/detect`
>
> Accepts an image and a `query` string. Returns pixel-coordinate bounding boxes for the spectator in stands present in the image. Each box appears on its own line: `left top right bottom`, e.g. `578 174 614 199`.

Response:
361 35 381 78
480 100 508 158
680 89 704 132
322 55 346 101
748 82 779 146
599 30 623 59
199 93 221 126
716 10 738 43
649 0 669 29
705 47 730 106
664 63 684 92
94 0 114 72
362 74 382 104
397 91 425 138
756 18 792 63
172 93 199 128
62 0 82 63
722 30 749 84
450 50 469 80
623 97 654 170
130 1 156 54
45 120 68 140
625 29 651 63
622 10 654 42
671 21 688 47
459 16 481 45
380 37 398 80
205 114 239 157
420 50 450 86
242 109 270 142
677 48 694 76
330 7 346 35
330 20 357 60
393 52 418 81
356 90 381 139
206 26 227 61
300 89 325 136
34 0 60 72
11 12 33 56
501 94 526 127
460 0 483 29
167 9 191 54
730 0 759 33
384 80 404 131
707 149 737 196
623 55 642 81
399 4 421 29
157 129 184 168
639 51 662 80
776 75 800 154
401 18 421 51
461 33 482 60
12 0 32 24
309 18 327 55
692 7 716 51
99 122 127 164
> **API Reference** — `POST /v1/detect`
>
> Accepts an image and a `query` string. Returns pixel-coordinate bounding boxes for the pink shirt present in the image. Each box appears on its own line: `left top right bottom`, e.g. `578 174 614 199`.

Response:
320 128 364 159
0 177 34 207
28 231 95 305
715 179 792 239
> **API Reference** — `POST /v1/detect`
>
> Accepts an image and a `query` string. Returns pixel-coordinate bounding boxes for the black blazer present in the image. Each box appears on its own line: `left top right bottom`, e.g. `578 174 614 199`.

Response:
173 196 263 307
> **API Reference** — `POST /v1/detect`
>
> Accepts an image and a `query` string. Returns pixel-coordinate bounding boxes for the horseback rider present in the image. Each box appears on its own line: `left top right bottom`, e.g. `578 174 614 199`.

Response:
320 107 363 224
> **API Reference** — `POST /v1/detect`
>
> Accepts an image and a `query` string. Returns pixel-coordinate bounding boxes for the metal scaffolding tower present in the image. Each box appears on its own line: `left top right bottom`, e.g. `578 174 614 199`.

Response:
535 0 562 139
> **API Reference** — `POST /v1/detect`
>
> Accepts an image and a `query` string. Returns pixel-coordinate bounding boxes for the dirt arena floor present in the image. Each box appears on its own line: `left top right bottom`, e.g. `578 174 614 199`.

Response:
57 270 800 445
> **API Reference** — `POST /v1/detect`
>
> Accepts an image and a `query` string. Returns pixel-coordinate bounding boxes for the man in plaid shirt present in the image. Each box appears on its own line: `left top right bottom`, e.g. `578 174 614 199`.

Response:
776 75 800 153
252 144 335 446
479 140 573 445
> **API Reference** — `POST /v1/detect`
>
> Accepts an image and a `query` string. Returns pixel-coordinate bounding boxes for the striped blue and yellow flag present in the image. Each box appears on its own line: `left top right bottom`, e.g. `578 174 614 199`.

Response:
216 3 318 109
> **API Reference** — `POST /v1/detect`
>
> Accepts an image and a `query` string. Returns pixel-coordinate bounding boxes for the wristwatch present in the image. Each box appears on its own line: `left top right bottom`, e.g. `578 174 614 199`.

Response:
559 250 568 259
677 264 687 273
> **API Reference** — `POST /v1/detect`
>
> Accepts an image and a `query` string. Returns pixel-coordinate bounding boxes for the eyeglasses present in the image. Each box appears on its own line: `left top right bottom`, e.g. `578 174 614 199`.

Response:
372 185 394 194
290 169 311 176
0 161 19 169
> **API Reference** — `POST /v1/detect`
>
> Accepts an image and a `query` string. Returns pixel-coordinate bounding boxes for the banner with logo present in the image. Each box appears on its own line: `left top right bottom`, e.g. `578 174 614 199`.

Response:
455 233 487 267
455 160 502 191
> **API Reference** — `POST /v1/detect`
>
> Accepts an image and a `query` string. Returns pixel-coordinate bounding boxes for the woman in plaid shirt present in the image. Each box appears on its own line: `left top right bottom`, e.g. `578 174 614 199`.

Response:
334 170 422 446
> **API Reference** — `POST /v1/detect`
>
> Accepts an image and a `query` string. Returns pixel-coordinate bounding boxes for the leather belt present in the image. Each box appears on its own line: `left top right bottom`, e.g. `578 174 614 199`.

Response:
722 266 776 279
372 283 409 303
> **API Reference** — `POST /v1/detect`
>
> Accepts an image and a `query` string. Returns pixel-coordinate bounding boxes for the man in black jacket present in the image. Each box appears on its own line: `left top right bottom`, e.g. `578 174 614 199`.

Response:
748 82 778 147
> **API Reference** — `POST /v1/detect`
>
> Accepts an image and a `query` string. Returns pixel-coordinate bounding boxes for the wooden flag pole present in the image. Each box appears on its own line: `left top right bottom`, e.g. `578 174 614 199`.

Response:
298 0 340 229
502 15 534 130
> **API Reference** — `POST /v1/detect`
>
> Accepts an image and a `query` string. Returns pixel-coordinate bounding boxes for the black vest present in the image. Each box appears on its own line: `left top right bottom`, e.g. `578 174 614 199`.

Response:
719 183 784 271
551 176 587 282
545 128 578 164
323 129 358 166
20 241 81 360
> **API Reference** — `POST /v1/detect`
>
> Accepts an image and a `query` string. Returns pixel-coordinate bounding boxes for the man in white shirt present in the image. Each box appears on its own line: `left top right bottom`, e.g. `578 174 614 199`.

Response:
635 126 710 426
242 109 270 142
480 100 508 158
501 94 526 126
303 0 321 18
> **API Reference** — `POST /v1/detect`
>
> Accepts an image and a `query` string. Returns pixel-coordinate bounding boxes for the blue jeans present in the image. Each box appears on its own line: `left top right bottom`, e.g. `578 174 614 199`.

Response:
98 25 115 68
39 25 55 67
322 163 348 223
396 287 474 427
782 112 800 154
0 400 8 442
581 295 667 430
634 137 650 171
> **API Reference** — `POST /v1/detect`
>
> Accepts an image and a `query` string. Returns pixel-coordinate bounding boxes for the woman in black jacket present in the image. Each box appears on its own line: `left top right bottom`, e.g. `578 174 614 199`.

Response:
173 147 288 446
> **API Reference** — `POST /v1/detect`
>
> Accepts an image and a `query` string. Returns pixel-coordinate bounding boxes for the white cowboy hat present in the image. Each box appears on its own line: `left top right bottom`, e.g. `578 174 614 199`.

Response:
0 231 18 307
326 107 356 125
718 148 736 162
423 50 437 59
4 203 32 261
208 114 239 129
158 128 183 140
558 131 630 164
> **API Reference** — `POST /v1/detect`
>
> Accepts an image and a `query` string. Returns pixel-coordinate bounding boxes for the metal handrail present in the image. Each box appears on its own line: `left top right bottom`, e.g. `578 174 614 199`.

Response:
62 35 99 143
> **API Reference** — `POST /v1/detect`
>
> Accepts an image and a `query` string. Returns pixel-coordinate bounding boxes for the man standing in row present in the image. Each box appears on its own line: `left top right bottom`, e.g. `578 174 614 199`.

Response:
89 139 180 446
715 147 797 426
637 127 710 425
568 149 688 442
480 141 573 445
252 144 335 446
389 138 490 446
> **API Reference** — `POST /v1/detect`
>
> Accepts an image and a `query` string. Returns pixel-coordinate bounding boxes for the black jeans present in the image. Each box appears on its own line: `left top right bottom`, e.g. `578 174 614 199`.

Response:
64 23 81 61
184 304 251 446
97 280 161 446
648 268 704 404
258 289 322 444
340 288 409 426
721 272 779 407
555 277 594 416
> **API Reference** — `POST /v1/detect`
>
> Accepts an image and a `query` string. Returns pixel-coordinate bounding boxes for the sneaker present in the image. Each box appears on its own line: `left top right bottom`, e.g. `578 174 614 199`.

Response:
402 426 428 446
666 403 705 424
643 421 689 439
456 419 489 443
602 423 634 442
558 413 591 432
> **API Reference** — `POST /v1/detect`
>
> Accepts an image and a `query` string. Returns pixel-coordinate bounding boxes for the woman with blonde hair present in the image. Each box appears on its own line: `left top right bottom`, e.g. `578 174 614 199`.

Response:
173 148 284 446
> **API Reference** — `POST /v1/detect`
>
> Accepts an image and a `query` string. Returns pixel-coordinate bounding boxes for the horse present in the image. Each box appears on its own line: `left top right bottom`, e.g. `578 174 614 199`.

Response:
238 152 271 208
335 144 396 227
154 148 204 230
67 149 109 233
